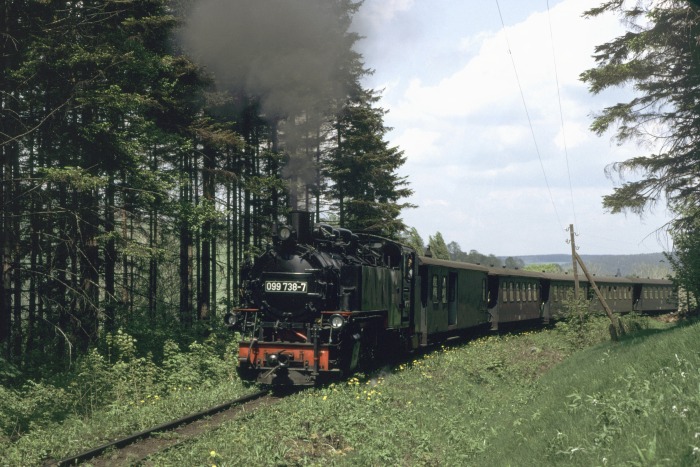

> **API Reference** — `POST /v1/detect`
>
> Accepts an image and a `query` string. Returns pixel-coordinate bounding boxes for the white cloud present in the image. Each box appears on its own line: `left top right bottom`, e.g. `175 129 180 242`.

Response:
361 0 674 255
356 0 415 29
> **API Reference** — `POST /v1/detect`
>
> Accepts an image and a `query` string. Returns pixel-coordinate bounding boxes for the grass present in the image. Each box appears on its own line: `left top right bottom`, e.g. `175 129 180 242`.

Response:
6 313 698 466
487 320 700 466
0 331 258 466
146 315 672 466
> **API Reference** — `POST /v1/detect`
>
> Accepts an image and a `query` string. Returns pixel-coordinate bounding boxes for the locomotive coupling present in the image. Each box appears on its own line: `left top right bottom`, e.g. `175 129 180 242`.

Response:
267 351 290 368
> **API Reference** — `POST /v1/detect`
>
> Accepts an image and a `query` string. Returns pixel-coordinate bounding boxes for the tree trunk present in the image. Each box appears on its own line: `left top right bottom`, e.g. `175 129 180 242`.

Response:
104 176 116 332
179 151 193 324
198 147 215 320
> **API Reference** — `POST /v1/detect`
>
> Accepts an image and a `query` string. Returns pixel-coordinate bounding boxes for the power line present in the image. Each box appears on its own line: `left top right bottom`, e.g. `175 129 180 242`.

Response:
547 0 578 227
494 0 564 232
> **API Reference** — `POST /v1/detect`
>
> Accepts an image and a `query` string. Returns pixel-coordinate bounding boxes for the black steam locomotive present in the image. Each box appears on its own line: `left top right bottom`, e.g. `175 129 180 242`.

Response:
227 211 677 386
227 211 415 385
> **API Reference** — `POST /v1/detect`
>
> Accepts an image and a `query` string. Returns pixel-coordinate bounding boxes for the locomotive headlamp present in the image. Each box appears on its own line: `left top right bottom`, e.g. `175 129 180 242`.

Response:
329 314 345 329
223 312 238 328
278 226 292 241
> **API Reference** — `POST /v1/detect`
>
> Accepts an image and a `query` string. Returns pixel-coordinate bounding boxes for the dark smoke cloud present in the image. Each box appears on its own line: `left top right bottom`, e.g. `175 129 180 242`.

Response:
178 0 350 118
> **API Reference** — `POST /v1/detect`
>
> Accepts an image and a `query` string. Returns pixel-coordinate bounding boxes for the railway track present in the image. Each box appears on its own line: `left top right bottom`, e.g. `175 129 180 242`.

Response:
48 389 271 466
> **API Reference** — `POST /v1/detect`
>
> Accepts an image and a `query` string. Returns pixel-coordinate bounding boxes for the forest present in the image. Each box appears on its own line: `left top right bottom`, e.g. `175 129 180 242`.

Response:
3 2 700 463
4 0 700 375
0 0 414 368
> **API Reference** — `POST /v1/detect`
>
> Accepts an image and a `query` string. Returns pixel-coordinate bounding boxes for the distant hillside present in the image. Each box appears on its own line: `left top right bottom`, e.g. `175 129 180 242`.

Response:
511 253 671 279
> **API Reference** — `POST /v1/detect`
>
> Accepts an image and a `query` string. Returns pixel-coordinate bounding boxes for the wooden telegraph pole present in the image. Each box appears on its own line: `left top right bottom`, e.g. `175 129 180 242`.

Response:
569 224 625 340
569 224 580 300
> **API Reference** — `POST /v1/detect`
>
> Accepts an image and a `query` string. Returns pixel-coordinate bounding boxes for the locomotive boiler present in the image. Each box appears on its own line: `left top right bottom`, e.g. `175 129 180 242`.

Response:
226 211 416 385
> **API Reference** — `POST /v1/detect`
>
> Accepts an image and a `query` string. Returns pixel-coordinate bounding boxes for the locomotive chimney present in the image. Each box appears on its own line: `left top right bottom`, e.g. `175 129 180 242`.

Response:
289 210 313 244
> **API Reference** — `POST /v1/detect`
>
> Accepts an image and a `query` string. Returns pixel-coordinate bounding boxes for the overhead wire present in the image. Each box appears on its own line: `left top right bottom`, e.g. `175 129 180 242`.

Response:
494 0 565 232
546 0 578 228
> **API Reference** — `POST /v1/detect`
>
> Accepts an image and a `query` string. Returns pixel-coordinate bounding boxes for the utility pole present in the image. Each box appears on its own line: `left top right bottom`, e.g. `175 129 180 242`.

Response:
569 224 625 340
568 224 580 300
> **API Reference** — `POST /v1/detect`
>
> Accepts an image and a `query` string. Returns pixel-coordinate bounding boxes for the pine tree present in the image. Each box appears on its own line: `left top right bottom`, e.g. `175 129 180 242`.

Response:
328 88 414 237
581 1 700 228
428 232 450 260
666 202 700 307
400 227 426 253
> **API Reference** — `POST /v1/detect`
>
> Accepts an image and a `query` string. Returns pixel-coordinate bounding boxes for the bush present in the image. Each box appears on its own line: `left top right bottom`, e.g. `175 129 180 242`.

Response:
555 296 597 349
0 381 70 439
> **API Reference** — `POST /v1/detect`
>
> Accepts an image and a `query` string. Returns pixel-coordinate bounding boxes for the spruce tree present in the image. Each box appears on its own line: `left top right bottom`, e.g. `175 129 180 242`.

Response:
328 88 414 237
581 1 700 229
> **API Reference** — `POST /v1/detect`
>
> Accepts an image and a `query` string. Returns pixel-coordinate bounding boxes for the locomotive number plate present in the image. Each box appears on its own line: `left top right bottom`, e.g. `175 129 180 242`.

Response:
264 281 308 293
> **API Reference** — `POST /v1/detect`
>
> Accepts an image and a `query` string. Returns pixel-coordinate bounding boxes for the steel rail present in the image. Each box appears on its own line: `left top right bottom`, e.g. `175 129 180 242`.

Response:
51 389 269 466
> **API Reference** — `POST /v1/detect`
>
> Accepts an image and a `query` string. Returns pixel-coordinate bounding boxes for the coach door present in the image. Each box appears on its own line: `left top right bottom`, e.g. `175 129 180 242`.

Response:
401 250 415 326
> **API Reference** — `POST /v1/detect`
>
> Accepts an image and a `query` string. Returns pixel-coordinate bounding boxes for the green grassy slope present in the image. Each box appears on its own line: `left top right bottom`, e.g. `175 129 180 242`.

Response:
485 320 700 466
149 316 700 466
12 315 696 466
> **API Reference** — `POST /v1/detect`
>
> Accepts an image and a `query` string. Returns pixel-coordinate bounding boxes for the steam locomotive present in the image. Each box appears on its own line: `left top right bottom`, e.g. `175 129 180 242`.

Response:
225 211 677 386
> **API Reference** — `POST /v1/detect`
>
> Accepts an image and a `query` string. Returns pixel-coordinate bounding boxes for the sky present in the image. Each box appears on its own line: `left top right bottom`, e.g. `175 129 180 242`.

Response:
352 0 676 257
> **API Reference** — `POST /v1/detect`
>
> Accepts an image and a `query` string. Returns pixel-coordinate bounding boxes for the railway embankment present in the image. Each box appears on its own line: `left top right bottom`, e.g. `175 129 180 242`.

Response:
147 314 699 466
3 313 697 466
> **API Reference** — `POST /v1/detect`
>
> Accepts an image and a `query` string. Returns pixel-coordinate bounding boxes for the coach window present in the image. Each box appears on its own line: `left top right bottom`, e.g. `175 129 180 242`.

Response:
432 275 439 303
503 283 508 302
508 282 513 302
483 279 488 303
515 283 520 302
442 276 448 305
644 288 648 299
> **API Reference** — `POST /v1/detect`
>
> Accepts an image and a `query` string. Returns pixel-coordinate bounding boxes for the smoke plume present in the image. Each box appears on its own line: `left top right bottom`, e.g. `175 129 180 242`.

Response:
178 0 350 119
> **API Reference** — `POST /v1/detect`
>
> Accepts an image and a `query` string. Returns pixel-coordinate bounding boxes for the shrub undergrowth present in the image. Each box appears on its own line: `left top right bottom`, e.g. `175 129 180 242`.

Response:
0 326 250 466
